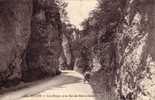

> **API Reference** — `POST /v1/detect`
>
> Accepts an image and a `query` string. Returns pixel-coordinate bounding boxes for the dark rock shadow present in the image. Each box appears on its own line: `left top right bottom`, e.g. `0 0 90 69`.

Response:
0 71 82 98
88 69 118 100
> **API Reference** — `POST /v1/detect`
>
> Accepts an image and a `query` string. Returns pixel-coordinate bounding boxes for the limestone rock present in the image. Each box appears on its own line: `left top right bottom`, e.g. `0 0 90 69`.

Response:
22 0 62 81
0 0 32 86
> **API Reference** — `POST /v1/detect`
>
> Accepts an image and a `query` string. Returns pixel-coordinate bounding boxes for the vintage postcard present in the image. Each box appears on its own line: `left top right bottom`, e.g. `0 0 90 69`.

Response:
0 0 155 100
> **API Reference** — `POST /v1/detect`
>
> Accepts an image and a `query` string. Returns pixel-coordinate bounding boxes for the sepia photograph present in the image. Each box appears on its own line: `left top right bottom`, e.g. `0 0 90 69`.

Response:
0 0 155 100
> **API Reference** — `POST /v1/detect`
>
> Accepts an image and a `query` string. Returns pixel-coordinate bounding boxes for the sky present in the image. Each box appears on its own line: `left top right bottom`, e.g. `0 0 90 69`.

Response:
64 0 98 30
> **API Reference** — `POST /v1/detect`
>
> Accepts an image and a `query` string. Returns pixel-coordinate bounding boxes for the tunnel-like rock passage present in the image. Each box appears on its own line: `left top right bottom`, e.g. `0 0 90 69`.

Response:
0 0 155 100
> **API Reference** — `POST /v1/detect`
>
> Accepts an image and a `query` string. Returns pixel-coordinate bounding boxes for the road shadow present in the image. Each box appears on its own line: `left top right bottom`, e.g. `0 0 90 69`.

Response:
88 69 118 100
0 71 82 98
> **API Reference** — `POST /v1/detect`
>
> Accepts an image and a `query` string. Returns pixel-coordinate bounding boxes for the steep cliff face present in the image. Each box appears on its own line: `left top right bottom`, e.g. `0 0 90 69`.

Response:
115 0 155 99
0 0 62 86
0 0 32 86
78 0 155 100
22 0 62 81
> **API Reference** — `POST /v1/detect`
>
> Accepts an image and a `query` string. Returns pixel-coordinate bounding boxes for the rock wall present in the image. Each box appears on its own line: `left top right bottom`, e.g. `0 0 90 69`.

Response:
0 0 62 86
0 0 32 86
115 0 155 100
78 0 155 100
22 0 62 81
